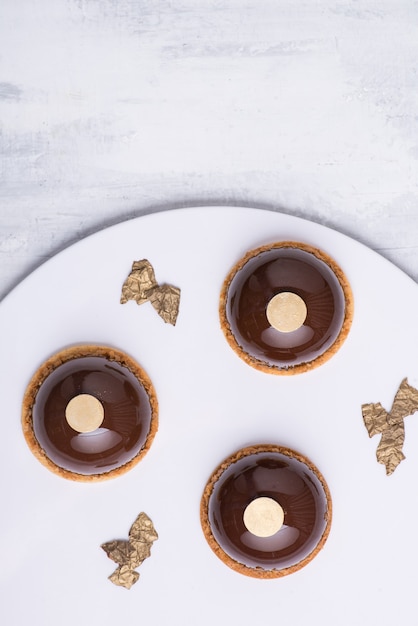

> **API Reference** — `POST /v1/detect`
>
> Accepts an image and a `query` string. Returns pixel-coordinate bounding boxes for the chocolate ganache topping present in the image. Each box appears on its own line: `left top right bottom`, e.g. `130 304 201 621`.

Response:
220 242 353 374
22 345 158 480
201 445 332 578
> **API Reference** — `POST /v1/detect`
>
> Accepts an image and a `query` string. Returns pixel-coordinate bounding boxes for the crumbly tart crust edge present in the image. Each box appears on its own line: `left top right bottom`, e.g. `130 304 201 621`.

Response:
200 443 332 579
21 344 159 482
219 240 354 375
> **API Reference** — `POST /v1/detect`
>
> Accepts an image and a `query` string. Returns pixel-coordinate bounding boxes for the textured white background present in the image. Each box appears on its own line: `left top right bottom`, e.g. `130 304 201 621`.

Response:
1 0 418 300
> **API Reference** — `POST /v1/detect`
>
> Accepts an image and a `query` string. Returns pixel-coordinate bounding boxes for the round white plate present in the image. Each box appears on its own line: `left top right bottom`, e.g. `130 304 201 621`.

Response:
1 207 417 626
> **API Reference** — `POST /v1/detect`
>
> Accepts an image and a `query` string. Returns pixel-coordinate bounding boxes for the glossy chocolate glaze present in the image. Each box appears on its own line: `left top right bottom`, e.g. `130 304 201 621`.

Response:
32 356 153 475
208 449 330 571
224 245 347 369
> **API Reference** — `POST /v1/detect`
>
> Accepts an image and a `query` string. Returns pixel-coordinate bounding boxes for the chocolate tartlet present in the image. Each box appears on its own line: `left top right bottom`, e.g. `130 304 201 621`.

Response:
220 242 353 374
200 444 332 578
22 345 158 481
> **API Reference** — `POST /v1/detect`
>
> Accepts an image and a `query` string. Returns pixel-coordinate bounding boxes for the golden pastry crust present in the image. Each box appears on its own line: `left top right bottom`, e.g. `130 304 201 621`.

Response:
219 241 354 375
22 344 158 482
200 444 332 579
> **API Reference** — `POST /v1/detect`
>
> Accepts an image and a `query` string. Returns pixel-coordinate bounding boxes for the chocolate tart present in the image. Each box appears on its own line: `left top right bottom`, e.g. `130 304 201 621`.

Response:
200 444 332 578
220 241 353 374
22 345 158 482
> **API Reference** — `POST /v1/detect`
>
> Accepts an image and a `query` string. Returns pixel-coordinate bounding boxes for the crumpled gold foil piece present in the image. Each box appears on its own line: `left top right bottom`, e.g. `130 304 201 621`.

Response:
101 512 158 589
362 378 418 475
148 284 181 325
121 259 180 325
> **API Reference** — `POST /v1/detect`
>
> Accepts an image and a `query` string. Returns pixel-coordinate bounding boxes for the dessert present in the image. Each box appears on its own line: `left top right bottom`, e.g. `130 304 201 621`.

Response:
200 444 332 578
22 345 158 481
219 241 353 374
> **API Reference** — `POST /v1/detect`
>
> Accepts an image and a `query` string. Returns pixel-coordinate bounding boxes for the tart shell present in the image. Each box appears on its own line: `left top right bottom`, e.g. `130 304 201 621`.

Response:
219 241 354 375
200 444 332 579
22 344 158 482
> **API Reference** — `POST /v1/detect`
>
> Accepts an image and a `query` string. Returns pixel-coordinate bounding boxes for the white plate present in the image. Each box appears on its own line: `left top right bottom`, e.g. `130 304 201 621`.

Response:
1 206 417 626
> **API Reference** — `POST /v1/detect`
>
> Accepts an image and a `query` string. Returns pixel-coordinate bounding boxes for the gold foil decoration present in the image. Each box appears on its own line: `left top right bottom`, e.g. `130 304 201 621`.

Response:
362 378 418 475
121 259 181 325
101 512 158 589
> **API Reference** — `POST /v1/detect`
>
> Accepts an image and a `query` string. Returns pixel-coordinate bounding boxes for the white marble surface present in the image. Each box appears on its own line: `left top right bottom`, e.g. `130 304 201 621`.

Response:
1 0 418 301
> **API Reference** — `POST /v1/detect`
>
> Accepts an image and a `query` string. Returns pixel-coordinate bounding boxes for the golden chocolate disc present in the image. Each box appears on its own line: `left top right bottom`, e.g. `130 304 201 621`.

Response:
65 394 105 433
